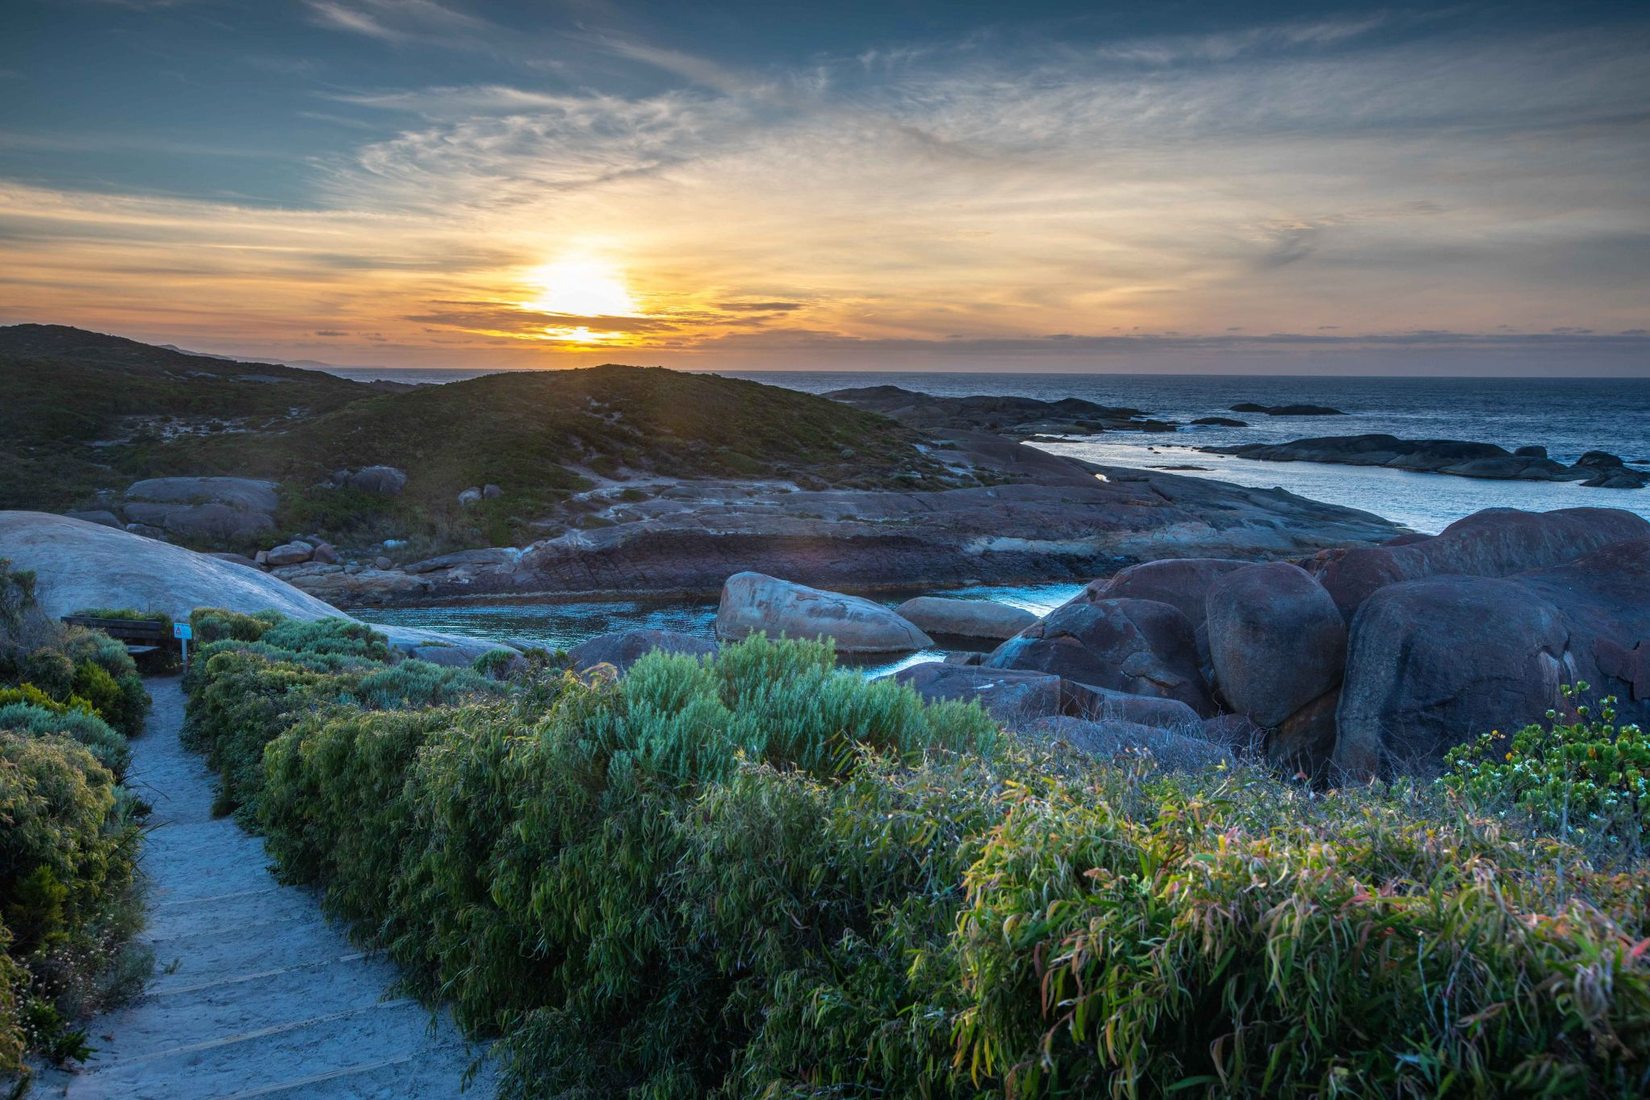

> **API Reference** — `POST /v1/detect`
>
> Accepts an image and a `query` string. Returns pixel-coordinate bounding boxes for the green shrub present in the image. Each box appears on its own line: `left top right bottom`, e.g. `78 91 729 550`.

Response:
61 628 148 737
21 649 75 699
0 919 22 1080
0 684 92 716
186 615 1650 1099
1442 684 1649 852
471 648 521 679
189 606 279 644
0 731 145 1071
0 703 130 778
951 773 1650 1099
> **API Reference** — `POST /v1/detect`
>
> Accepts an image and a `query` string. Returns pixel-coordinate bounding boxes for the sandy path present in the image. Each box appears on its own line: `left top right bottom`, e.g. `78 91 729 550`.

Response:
48 677 495 1099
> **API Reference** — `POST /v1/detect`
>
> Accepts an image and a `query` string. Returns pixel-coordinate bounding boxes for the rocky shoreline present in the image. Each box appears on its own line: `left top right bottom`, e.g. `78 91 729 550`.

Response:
1205 434 1649 489
258 435 1402 607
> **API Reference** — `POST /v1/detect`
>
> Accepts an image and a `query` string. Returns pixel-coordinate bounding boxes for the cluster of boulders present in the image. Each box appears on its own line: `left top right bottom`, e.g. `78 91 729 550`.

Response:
699 508 1650 780
457 484 502 507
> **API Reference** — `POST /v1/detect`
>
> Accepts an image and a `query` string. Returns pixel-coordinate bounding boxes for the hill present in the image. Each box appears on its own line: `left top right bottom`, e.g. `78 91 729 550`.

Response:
0 324 374 507
0 325 968 549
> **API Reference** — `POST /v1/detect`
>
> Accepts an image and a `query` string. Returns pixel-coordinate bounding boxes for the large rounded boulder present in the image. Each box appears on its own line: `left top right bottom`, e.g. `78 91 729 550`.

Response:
1205 562 1346 728
715 572 932 654
1308 507 1650 620
893 596 1037 641
983 597 1214 715
1082 557 1251 670
1335 536 1650 779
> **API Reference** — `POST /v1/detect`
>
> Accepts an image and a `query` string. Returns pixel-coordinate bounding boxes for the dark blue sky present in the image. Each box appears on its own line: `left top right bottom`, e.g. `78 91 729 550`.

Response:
2 1 1647 372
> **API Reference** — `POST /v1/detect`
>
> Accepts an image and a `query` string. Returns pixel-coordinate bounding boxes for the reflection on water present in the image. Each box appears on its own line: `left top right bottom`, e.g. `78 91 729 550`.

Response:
351 582 1084 677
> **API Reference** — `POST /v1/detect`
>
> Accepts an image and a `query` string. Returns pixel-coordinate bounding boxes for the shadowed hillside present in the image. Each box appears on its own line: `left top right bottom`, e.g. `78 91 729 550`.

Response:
0 326 969 547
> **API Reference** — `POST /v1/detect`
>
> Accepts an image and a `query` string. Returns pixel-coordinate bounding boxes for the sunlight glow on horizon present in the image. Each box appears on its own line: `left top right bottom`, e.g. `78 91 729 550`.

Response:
523 258 640 340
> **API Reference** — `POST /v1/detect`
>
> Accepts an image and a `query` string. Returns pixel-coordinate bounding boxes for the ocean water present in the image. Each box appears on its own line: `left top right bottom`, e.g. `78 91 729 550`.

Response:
728 372 1650 534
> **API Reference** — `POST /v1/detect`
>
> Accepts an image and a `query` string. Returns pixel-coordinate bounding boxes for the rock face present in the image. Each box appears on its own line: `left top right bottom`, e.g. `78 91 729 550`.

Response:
1020 716 1235 772
1335 536 1650 778
1307 507 1650 619
0 511 500 663
264 542 314 567
827 385 1176 434
893 663 1063 723
1228 403 1345 416
892 596 1038 640
337 466 407 496
983 597 1214 715
715 572 933 653
121 476 279 542
1081 557 1250 671
565 630 718 675
1208 434 1649 489
1205 563 1346 727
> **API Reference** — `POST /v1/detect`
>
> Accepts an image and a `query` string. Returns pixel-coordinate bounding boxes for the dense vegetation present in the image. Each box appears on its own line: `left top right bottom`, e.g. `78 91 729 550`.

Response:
0 324 371 511
182 613 1650 1098
0 325 967 549
0 562 151 1086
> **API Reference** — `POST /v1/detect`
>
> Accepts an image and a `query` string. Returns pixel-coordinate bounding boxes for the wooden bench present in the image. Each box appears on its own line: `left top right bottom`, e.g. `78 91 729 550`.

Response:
61 615 174 655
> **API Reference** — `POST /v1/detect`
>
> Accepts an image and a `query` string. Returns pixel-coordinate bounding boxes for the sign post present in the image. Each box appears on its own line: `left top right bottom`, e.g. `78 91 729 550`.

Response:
174 621 193 669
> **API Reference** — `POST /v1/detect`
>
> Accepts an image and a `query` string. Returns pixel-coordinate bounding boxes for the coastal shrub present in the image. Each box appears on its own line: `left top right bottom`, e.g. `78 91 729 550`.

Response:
471 647 521 678
0 684 91 716
188 614 1650 1098
1442 685 1649 853
0 731 145 1076
20 649 75 699
183 627 500 819
0 704 130 778
0 921 21 1080
951 774 1650 1099
188 606 278 644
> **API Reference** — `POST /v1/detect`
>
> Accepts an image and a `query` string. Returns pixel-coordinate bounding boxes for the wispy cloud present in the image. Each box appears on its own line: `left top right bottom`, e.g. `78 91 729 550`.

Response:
4 9 1648 372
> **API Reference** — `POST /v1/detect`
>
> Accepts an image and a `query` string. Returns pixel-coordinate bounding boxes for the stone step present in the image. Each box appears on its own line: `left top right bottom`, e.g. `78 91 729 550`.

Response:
73 999 446 1100
219 1042 485 1099
140 909 355 985
95 952 403 1056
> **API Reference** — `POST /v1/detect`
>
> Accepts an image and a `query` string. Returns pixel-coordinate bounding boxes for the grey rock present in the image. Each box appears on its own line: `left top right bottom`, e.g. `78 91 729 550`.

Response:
402 547 522 574
566 630 718 675
344 466 407 496
64 509 122 528
126 476 279 513
1020 716 1235 772
457 487 482 507
1334 536 1650 778
311 542 340 565
1061 680 1204 729
1205 562 1346 727
264 542 313 567
123 500 275 542
893 596 1038 640
716 572 933 654
1306 506 1650 619
983 597 1214 716
482 483 503 499
893 663 1063 723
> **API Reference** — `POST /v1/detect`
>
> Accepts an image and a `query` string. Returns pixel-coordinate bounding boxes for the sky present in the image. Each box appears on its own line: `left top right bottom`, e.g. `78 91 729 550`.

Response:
1 0 1647 374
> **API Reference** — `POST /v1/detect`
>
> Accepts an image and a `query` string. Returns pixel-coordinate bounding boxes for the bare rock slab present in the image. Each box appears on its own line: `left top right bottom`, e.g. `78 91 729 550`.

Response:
716 572 932 654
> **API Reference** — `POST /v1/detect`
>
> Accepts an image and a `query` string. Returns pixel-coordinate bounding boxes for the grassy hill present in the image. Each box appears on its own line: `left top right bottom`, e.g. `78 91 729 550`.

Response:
0 324 375 508
0 325 965 549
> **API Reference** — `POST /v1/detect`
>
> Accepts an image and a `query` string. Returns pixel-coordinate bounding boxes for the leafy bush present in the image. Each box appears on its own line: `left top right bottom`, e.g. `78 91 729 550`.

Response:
21 649 75 700
183 620 500 819
185 616 1650 1099
61 628 148 738
0 704 130 778
0 731 145 1079
1442 684 1649 853
471 648 521 679
952 773 1650 1098
0 684 91 716
189 606 279 645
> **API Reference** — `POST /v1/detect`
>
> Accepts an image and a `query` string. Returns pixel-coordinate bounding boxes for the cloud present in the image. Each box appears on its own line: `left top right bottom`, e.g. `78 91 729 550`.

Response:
303 0 494 47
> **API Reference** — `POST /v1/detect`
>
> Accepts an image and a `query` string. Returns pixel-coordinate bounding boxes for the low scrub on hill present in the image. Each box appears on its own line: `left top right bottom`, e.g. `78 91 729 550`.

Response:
180 614 1650 1098
0 564 149 1087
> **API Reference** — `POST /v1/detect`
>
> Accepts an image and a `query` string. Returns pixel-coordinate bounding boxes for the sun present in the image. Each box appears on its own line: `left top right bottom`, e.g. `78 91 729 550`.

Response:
522 257 638 318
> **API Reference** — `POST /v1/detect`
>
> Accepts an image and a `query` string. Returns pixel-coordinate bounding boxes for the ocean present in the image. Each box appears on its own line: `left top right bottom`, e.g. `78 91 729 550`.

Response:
337 367 1649 649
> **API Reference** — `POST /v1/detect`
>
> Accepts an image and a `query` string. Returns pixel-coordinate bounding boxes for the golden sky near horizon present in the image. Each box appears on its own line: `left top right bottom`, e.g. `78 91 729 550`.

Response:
2 2 1647 373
